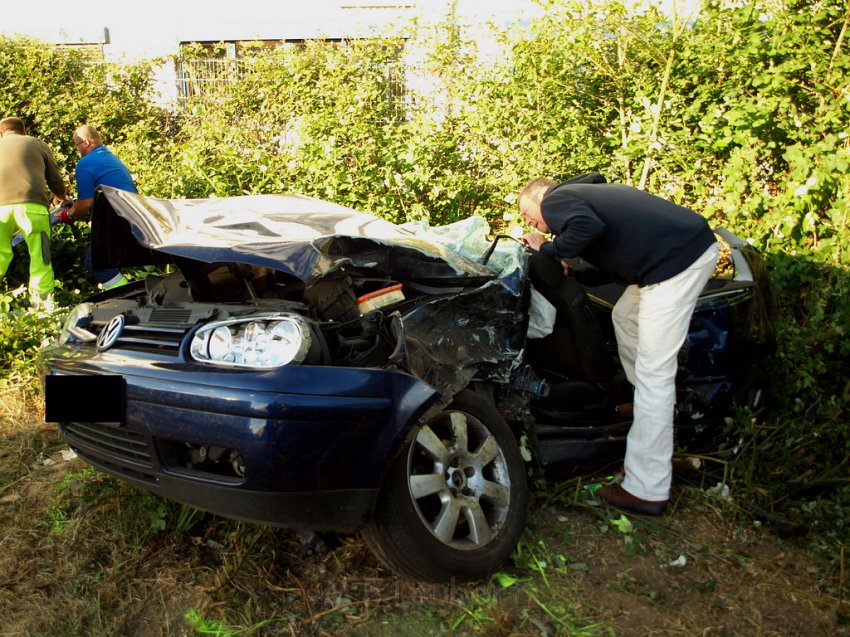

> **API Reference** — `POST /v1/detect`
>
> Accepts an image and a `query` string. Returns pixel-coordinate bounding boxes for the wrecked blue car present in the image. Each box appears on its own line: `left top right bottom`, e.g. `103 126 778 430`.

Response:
43 186 774 582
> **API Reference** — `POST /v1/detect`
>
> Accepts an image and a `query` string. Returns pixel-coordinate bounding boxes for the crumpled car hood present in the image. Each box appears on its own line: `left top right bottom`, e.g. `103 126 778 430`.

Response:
90 186 498 286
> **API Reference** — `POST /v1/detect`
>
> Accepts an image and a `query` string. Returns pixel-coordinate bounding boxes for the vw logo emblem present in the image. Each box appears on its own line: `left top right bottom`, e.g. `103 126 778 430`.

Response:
97 315 125 351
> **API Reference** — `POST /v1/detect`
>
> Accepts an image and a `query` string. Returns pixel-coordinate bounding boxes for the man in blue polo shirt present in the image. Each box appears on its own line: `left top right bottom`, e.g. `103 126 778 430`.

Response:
66 124 137 290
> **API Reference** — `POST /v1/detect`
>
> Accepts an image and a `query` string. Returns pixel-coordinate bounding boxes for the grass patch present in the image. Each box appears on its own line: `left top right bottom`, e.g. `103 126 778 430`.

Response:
0 386 846 636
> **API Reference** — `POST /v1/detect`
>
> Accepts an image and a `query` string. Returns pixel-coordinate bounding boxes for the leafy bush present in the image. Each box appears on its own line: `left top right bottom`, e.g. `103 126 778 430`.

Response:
1 0 848 517
0 289 62 390
0 35 170 301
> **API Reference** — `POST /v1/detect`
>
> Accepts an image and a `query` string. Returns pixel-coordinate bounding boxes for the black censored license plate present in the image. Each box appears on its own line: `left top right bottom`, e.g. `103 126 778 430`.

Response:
44 374 126 423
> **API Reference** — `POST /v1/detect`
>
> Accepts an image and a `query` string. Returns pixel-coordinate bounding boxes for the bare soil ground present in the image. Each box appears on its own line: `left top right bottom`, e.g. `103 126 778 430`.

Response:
0 412 846 636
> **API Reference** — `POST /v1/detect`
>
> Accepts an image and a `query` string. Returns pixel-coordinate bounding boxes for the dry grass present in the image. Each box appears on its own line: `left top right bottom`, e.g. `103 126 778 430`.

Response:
0 388 847 637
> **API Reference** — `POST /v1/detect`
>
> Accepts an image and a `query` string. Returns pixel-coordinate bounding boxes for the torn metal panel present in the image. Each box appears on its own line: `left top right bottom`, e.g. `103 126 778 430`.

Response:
398 276 527 400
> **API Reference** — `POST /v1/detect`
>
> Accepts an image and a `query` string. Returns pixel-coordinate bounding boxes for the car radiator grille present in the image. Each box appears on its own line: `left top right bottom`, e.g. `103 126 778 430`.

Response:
92 321 190 356
62 422 158 483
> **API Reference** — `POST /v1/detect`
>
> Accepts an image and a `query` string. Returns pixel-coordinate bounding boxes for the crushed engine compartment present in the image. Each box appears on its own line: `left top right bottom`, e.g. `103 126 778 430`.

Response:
83 254 526 394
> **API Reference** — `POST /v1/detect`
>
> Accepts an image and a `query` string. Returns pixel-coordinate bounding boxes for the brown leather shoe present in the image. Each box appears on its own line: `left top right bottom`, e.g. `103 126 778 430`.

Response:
597 484 667 516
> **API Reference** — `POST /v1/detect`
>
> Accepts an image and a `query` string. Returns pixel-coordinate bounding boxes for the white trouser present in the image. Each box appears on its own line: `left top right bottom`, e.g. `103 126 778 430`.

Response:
612 243 719 501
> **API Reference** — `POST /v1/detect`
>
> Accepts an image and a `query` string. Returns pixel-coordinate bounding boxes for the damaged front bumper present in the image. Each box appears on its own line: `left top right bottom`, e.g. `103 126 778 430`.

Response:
45 349 438 532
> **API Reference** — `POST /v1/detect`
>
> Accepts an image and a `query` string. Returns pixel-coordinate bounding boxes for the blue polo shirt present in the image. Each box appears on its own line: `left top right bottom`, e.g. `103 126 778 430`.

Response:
75 145 137 198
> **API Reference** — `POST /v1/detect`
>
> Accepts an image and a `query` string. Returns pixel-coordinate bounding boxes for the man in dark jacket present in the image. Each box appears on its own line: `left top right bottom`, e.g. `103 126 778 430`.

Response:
520 174 718 515
0 117 67 309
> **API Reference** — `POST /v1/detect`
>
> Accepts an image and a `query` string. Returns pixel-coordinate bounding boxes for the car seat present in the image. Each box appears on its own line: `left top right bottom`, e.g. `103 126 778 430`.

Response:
525 251 615 386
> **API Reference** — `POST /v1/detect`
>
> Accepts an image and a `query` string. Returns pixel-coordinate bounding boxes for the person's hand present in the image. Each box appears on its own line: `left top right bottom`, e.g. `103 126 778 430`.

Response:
53 206 74 224
522 232 547 252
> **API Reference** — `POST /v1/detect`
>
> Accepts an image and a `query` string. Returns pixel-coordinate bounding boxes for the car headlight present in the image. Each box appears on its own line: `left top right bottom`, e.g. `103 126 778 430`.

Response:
189 315 312 368
58 303 96 345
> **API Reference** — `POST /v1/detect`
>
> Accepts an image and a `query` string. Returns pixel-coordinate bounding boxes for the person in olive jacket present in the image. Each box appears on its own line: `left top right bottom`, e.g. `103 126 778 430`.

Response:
0 117 67 309
519 174 718 515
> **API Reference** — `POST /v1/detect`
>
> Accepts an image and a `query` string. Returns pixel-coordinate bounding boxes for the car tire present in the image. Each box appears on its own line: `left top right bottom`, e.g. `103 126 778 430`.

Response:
361 390 529 582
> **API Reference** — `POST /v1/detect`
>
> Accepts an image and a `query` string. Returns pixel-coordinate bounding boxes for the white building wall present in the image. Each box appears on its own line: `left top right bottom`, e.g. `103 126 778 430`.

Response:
2 1 545 62
2 0 697 105
2 0 698 62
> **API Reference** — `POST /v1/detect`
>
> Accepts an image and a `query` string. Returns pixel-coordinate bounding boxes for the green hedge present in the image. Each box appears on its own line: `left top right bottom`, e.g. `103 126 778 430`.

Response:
2 0 848 505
